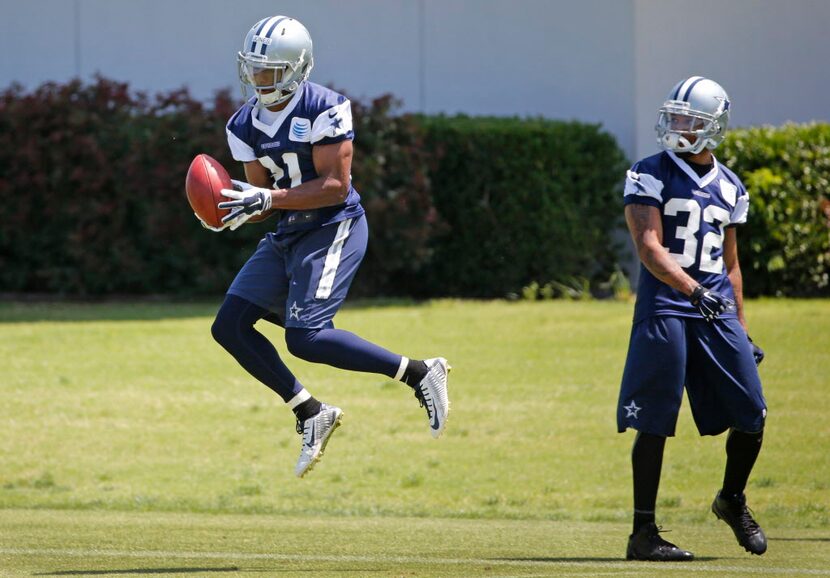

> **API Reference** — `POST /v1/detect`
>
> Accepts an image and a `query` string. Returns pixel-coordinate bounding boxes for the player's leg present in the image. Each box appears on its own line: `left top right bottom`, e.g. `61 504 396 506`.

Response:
618 316 693 562
216 237 342 477
711 427 766 552
721 427 764 501
212 293 303 401
283 215 450 437
631 431 666 536
686 318 767 554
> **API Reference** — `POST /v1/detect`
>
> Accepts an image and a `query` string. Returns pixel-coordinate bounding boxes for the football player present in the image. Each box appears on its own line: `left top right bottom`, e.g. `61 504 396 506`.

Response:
198 16 450 478
617 77 768 560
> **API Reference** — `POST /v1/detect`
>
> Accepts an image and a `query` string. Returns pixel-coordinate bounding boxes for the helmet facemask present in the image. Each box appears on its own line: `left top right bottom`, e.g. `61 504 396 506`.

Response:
238 51 311 107
656 102 723 154
655 77 730 154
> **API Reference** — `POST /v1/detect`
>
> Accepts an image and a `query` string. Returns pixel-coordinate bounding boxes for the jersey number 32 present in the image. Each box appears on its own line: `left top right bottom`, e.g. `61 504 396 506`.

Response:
664 198 730 274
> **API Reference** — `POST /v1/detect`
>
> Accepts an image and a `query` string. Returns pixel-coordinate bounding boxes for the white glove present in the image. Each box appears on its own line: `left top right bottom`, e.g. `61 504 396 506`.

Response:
230 179 253 192
193 181 253 233
195 213 230 232
218 181 273 231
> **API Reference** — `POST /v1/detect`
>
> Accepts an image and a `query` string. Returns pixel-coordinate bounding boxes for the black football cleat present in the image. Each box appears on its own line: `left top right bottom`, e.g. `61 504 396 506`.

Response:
626 523 694 561
712 491 767 555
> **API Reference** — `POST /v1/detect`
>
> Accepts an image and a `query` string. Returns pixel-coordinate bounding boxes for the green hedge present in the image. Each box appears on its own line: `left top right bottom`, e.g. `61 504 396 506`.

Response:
719 124 830 296
417 116 628 297
7 78 825 299
0 79 435 298
0 78 255 296
0 78 628 299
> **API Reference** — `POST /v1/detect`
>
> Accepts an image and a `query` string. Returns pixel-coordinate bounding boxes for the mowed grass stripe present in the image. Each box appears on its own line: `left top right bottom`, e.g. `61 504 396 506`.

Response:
2 509 830 577
3 547 830 576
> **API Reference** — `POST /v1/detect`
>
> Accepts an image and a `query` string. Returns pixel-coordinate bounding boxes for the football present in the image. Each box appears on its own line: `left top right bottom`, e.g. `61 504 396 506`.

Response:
185 154 233 228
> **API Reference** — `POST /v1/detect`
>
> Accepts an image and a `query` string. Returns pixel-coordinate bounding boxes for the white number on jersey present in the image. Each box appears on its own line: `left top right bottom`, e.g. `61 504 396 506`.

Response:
258 152 302 188
663 198 729 274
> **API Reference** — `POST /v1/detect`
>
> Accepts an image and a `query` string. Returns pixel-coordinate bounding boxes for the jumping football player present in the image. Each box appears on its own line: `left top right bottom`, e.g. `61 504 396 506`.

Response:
617 77 768 560
196 15 450 478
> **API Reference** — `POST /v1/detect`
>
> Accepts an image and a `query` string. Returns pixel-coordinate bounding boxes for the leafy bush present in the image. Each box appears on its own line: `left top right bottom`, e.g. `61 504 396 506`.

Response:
416 116 629 298
10 78 825 299
0 77 256 296
0 78 434 297
719 123 830 296
347 95 440 297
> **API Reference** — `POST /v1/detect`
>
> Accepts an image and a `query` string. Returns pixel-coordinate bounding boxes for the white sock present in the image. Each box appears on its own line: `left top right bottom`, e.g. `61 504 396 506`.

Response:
394 356 409 381
287 389 311 409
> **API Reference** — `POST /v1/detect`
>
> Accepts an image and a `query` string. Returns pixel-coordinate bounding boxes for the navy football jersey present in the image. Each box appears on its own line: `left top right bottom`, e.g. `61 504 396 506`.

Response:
225 81 364 236
624 150 749 322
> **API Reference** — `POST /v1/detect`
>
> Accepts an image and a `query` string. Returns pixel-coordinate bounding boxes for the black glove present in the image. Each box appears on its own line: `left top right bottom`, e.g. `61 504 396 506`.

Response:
748 336 765 366
689 285 735 322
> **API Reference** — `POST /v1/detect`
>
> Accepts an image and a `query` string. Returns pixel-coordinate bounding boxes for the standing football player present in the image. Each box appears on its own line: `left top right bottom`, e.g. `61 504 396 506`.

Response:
617 77 768 560
197 16 450 478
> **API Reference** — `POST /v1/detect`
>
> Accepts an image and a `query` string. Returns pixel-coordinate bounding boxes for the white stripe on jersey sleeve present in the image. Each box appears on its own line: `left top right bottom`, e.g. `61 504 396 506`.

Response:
226 128 257 162
731 192 750 225
719 178 749 225
311 100 353 144
624 170 664 203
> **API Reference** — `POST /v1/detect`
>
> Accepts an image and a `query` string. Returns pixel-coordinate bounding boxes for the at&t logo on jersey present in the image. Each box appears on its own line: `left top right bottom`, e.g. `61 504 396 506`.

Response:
290 118 311 142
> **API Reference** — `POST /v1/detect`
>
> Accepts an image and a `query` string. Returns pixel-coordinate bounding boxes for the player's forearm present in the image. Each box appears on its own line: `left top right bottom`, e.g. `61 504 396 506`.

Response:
247 210 277 223
728 262 748 330
626 203 698 297
270 175 349 210
638 243 699 297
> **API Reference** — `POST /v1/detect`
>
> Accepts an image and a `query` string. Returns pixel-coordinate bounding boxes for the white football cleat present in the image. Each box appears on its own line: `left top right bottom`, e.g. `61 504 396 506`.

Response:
414 358 451 438
294 404 343 478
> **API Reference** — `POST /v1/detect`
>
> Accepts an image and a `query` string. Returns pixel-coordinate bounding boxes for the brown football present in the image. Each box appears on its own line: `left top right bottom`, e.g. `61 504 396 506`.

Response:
185 154 232 228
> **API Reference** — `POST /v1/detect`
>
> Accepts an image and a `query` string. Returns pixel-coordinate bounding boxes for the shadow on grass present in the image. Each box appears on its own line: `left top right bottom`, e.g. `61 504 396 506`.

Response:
494 556 721 562
0 297 423 323
35 568 239 576
37 568 380 576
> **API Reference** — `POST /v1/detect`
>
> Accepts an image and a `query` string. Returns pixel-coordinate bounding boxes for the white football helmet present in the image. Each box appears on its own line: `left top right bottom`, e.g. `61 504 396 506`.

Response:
656 77 731 154
238 16 314 107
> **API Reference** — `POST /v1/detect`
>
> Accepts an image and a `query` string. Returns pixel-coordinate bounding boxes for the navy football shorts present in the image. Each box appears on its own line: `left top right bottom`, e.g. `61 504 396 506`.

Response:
617 315 766 436
227 215 367 329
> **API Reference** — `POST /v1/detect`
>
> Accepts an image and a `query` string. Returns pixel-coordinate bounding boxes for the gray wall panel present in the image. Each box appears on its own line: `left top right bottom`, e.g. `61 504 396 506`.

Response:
1 0 828 161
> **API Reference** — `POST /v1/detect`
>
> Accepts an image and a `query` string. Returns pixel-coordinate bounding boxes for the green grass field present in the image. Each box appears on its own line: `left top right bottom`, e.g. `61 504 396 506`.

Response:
1 299 828 577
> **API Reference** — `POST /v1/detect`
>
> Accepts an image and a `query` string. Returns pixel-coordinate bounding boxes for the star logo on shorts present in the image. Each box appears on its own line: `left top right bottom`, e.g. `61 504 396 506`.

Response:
624 400 642 419
289 301 304 321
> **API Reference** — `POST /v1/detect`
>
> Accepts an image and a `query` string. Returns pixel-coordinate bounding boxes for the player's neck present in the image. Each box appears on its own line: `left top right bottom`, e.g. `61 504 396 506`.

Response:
678 149 713 166
256 92 291 113
266 101 290 113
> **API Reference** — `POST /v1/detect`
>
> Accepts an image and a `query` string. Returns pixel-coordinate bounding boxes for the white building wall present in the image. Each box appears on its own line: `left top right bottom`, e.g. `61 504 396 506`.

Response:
633 0 830 159
1 0 828 161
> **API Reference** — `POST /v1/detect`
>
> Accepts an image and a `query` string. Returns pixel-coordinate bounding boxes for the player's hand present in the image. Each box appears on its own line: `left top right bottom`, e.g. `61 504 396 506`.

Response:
194 212 230 232
748 336 765 366
689 285 735 322
193 181 254 232
230 179 253 192
218 185 273 231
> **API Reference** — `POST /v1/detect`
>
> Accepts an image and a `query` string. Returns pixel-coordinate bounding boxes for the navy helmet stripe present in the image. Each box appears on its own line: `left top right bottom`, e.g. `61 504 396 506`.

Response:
681 77 705 101
259 17 288 55
251 17 272 52
671 76 703 101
